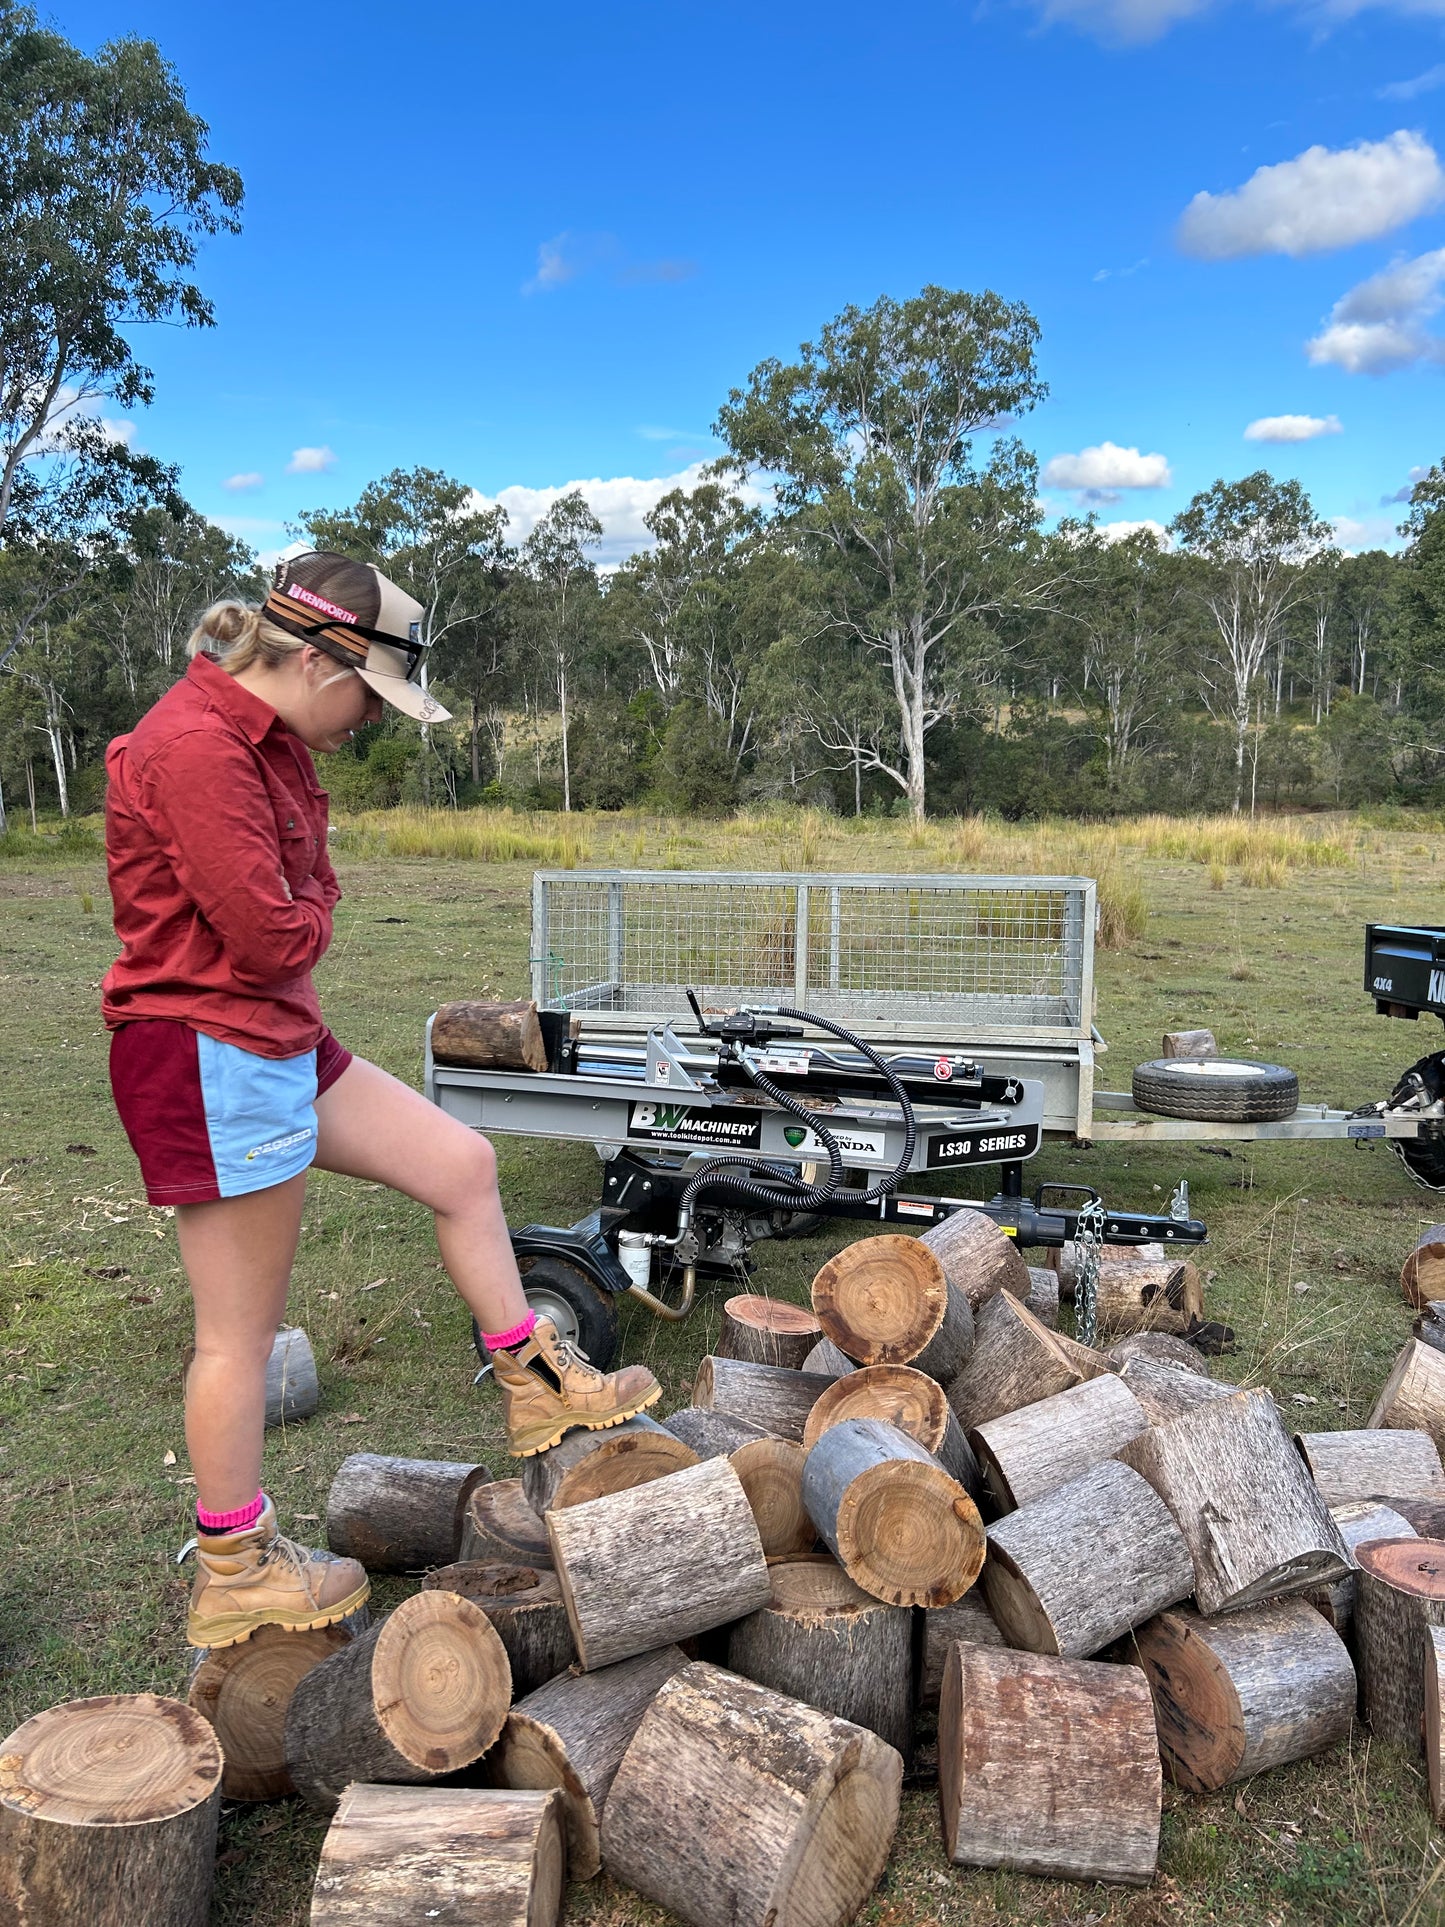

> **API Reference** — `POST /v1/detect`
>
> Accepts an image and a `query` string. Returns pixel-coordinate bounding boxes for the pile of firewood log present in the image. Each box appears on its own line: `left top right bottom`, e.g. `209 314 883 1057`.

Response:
9 1211 1445 1926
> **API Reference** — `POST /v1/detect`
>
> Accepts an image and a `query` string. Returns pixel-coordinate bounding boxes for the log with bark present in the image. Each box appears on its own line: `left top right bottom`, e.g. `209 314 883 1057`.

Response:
187 1619 359 1802
284 1589 511 1812
0 1694 223 1927
662 1405 771 1459
1128 1597 1355 1790
1295 1428 1445 1506
459 1477 553 1568
1163 1028 1218 1058
717 1294 823 1368
937 1643 1161 1885
919 1208 1031 1312
691 1356 834 1443
601 1660 903 1927
1428 1625 1445 1824
1372 1497 1445 1537
1355 1537 1445 1751
810 1233 974 1382
969 1373 1148 1512
947 1288 1109 1432
801 1335 857 1379
311 1784 564 1926
430 998 548 1072
1305 1500 1417 1634
983 1458 1194 1658
1118 1358 1234 1426
1107 1330 1210 1373
727 1559 913 1758
801 1417 984 1608
1024 1265 1059 1329
265 1326 319 1427
1119 1390 1349 1614
1417 1303 1445 1357
489 1645 689 1879
1368 1339 1445 1452
918 1592 1007 1711
729 1436 816 1557
520 1414 697 1516
546 1455 770 1671
1094 1258 1205 1339
421 1563 574 1695
1053 1241 1167 1298
1402 1225 1445 1309
326 1454 492 1572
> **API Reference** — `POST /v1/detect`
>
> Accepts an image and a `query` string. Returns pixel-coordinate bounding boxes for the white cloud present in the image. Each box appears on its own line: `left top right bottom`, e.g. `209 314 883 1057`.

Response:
523 232 697 296
1331 513 1404 552
1029 0 1211 42
32 385 135 453
1306 248 1445 373
287 445 336 475
1243 413 1342 442
1381 464 1430 503
1177 132 1444 260
1379 64 1445 100
1095 518 1174 547
1041 442 1172 500
468 464 770 568
223 471 264 491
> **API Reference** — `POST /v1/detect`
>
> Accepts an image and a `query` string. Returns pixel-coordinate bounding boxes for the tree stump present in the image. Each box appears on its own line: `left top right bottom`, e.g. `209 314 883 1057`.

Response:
421 1563 574 1695
1368 1340 1445 1451
265 1326 319 1428
802 1336 858 1378
0 1695 223 1927
983 1458 1194 1657
919 1208 1031 1312
730 1437 815 1557
188 1620 358 1802
947 1288 1108 1432
717 1294 823 1368
1296 1428 1445 1506
1107 1330 1210 1373
490 1645 689 1879
601 1660 903 1927
691 1356 834 1443
810 1233 973 1381
728 1559 913 1758
1355 1538 1445 1751
1129 1598 1355 1790
285 1589 511 1812
1118 1390 1349 1614
326 1455 492 1572
1023 1265 1059 1329
459 1478 552 1568
430 999 548 1071
1094 1259 1204 1338
802 1417 984 1607
1402 1225 1445 1308
546 1455 770 1671
1306 1501 1416 1633
662 1405 771 1459
1427 1625 1445 1823
1118 1357 1234 1426
520 1414 696 1515
969 1373 1148 1512
938 1643 1161 1885
918 1593 1007 1710
311 1784 564 1925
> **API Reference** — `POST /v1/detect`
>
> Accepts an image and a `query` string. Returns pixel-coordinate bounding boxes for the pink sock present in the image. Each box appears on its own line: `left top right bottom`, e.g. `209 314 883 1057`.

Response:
483 1311 538 1351
197 1491 265 1534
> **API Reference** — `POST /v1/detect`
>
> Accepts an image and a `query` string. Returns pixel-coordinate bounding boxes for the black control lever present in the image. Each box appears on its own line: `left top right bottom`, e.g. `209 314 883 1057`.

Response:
685 990 805 1046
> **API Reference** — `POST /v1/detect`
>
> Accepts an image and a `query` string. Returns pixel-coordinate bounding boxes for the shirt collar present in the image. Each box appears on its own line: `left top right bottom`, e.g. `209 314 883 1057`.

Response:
187 652 284 748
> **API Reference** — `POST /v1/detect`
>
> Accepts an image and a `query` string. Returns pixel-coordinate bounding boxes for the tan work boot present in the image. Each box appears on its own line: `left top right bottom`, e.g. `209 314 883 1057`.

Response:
186 1497 370 1649
492 1316 661 1457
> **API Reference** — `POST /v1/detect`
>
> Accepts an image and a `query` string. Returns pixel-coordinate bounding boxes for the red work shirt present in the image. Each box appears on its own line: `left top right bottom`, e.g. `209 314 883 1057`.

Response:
101 652 341 1058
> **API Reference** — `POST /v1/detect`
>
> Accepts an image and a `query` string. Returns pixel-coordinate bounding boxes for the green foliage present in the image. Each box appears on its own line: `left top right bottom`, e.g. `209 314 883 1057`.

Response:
648 701 737 813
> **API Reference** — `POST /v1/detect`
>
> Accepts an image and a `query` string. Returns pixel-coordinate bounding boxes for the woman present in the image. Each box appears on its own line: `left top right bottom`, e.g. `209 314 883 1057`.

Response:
103 551 659 1650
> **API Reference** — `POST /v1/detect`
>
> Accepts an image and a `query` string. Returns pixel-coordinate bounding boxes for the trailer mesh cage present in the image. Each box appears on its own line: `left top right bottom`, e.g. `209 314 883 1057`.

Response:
531 871 1096 1040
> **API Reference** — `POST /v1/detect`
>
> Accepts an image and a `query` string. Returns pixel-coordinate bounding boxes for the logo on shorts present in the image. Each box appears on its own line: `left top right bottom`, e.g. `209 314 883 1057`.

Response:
245 1127 314 1162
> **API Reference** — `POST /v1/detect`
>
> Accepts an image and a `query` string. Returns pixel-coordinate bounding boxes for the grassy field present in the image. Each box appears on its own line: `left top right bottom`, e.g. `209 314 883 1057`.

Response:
2 806 1445 1925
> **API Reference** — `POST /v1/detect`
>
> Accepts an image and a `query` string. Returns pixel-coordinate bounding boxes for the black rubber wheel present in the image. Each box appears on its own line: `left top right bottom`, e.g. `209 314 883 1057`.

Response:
472 1254 620 1370
1132 1057 1299 1124
1397 1131 1445 1191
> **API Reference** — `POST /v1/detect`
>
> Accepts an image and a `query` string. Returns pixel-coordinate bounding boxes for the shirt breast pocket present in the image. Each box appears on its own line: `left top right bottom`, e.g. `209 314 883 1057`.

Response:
278 818 318 892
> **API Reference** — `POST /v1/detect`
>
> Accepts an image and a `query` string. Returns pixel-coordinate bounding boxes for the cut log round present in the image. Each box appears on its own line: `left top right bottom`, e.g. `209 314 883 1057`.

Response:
0 1695 223 1927
662 1405 771 1460
919 1208 1031 1313
520 1414 696 1516
326 1454 492 1573
188 1619 357 1802
1296 1428 1445 1506
1094 1259 1204 1339
431 998 548 1072
802 1363 949 1457
1119 1389 1349 1615
1107 1330 1210 1374
1402 1225 1445 1308
265 1326 318 1427
459 1479 552 1569
717 1294 823 1369
546 1455 770 1672
1307 1501 1417 1633
983 1458 1194 1658
284 1588 511 1812
801 1336 857 1378
802 1417 984 1608
1163 1028 1218 1058
1130 1598 1355 1791
691 1356 834 1443
810 1234 951 1366
938 1643 1161 1885
490 1645 689 1879
729 1436 815 1557
421 1563 574 1695
1024 1265 1059 1329
1118 1358 1234 1426
918 1592 1007 1711
601 1660 903 1927
948 1289 1109 1432
311 1783 564 1926
1355 1537 1445 1752
728 1559 913 1758
969 1373 1148 1513
1428 1625 1445 1824
1368 1340 1445 1453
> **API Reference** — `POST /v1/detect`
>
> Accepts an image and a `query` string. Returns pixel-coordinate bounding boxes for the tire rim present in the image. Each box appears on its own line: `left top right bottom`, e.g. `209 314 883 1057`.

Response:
525 1283 583 1348
1153 1060 1279 1077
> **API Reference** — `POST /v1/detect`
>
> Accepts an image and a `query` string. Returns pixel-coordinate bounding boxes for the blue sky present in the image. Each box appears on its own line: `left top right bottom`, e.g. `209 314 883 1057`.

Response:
51 0 1445 563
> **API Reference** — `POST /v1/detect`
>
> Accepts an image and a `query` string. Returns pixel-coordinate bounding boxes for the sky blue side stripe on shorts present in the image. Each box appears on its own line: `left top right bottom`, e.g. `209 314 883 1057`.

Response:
194 1033 320 1198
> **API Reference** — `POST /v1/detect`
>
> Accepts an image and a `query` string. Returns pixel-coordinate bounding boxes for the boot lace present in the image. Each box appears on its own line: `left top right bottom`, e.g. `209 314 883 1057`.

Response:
259 1530 318 1576
541 1329 604 1386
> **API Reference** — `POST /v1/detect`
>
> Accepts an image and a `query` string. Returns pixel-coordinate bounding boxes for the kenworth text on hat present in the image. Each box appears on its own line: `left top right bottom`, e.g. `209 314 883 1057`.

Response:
263 552 452 723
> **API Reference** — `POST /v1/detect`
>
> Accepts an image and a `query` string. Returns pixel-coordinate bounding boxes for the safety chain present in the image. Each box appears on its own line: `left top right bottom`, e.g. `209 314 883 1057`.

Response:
1073 1197 1107 1350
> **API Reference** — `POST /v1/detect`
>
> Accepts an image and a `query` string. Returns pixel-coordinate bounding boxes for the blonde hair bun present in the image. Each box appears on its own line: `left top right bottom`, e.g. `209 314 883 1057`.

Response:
188 600 306 674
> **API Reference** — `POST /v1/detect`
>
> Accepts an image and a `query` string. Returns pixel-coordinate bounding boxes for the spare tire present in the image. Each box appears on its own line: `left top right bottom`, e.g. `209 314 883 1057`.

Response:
1132 1057 1299 1124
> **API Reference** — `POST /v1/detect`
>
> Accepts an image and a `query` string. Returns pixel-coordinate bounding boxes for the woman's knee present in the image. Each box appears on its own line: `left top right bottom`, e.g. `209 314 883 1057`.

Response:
430 1127 498 1216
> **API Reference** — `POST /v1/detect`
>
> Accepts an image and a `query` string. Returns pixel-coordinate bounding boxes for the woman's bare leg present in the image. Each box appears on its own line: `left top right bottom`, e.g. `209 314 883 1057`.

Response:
313 1056 529 1334
175 1172 307 1515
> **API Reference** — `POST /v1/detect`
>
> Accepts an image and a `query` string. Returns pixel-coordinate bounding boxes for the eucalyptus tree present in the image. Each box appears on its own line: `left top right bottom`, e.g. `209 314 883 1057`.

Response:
1060 525 1185 797
512 492 603 811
